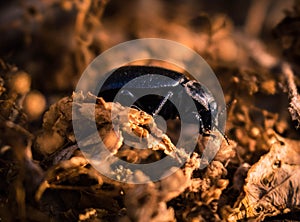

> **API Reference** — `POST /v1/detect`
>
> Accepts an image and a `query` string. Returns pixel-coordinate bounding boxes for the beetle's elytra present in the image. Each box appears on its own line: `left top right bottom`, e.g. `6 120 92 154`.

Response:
99 65 218 135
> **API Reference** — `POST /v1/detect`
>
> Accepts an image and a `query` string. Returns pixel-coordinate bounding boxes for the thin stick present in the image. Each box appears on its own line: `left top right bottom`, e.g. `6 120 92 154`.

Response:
245 0 271 37
282 63 300 128
235 32 300 129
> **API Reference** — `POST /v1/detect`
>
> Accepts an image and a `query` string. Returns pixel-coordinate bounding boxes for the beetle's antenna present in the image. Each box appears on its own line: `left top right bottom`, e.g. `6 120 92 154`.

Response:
216 126 230 144
213 100 236 145
153 91 173 116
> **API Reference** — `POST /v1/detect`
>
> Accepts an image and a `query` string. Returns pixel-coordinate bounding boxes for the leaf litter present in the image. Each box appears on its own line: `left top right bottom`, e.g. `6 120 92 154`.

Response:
0 0 300 221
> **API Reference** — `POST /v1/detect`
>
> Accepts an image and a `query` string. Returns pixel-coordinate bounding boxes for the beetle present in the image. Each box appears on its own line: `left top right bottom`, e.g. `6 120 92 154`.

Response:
98 65 221 137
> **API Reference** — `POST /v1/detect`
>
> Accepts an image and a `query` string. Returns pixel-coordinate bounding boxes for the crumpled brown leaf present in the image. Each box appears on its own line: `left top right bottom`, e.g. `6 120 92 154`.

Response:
35 92 179 165
228 135 300 222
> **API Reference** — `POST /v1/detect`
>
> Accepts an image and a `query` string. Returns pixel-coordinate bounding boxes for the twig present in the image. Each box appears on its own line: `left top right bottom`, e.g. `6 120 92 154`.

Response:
235 33 300 129
282 63 300 128
245 0 271 37
235 32 279 69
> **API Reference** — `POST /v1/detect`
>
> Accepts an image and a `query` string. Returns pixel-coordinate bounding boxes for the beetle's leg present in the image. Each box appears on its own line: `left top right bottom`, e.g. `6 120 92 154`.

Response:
152 91 174 116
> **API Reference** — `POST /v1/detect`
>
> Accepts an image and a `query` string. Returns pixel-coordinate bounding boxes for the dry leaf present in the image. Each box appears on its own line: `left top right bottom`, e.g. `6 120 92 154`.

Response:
228 136 300 222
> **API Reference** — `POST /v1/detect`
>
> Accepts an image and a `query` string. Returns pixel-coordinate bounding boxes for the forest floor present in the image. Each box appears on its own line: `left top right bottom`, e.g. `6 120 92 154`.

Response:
0 0 300 221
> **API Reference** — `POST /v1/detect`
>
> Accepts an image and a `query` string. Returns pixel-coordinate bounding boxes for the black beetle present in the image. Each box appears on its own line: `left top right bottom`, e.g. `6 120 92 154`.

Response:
99 65 220 136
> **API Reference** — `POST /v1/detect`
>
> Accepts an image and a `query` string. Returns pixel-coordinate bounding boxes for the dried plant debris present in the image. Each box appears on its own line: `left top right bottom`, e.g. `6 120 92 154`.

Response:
0 77 5 97
274 0 300 69
282 63 300 128
1 84 236 221
0 0 108 93
36 92 181 165
1 1 300 221
228 135 300 222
